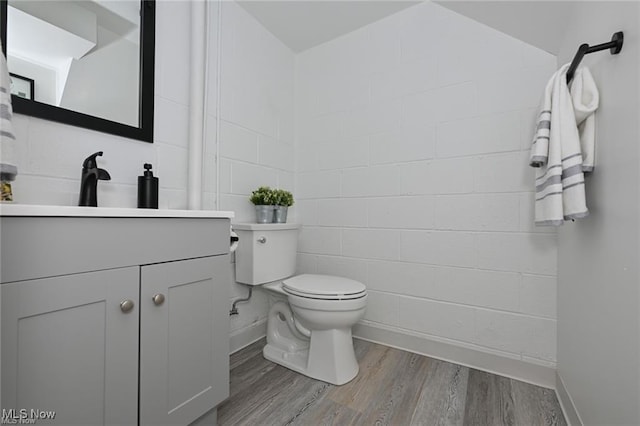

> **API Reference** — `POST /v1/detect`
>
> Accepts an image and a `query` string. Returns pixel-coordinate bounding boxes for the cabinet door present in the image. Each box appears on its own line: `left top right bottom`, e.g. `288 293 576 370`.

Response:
140 255 230 426
1 267 139 425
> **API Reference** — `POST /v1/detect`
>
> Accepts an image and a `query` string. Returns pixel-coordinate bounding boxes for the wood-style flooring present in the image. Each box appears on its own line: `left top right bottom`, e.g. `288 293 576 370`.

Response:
216 338 567 426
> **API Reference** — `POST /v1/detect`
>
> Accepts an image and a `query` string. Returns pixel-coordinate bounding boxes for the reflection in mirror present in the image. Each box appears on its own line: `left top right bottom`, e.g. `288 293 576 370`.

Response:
7 0 139 126
0 0 155 142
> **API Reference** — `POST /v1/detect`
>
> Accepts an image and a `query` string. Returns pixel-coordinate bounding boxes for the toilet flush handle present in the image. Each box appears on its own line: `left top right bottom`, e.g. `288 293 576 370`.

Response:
257 236 267 244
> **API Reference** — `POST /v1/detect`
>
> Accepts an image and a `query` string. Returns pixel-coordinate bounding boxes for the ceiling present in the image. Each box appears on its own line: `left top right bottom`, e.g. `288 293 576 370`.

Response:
434 1 575 55
237 0 576 55
237 1 419 52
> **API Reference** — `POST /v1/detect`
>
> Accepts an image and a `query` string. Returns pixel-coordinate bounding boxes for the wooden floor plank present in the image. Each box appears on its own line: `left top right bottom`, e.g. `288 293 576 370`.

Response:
228 346 279 399
229 338 265 370
219 339 567 426
326 340 395 411
288 397 362 426
410 359 469 426
463 369 515 426
511 379 567 426
359 350 433 425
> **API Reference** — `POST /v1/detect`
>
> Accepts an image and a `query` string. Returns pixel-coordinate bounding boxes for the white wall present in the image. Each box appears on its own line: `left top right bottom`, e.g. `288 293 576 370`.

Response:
294 1 559 382
555 2 640 425
216 2 295 350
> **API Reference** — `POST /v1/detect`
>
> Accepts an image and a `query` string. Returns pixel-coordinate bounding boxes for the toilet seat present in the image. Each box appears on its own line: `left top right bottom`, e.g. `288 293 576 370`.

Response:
282 274 366 300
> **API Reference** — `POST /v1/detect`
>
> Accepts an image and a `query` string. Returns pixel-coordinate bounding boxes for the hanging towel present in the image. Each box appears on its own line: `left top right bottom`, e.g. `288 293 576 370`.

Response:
529 63 598 225
0 37 18 179
570 66 599 171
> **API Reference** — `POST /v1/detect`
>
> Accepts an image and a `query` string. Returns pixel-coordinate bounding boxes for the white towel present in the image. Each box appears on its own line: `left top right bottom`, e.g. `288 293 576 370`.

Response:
570 66 598 171
0 38 17 177
529 63 598 225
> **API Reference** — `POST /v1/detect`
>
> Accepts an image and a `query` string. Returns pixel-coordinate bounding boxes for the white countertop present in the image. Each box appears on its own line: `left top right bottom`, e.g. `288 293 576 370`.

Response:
0 203 235 219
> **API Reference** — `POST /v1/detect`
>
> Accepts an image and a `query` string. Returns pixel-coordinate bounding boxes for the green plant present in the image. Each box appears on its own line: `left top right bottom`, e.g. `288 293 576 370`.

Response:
273 189 294 207
249 186 274 205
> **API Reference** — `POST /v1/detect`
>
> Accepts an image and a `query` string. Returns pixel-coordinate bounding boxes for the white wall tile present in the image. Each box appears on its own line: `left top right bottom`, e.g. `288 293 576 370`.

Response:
476 66 553 114
401 157 475 195
156 143 188 190
154 97 189 148
402 82 477 127
366 260 439 295
370 124 435 165
342 165 400 197
435 194 520 232
434 267 520 312
399 230 476 268
368 196 435 229
476 233 557 275
317 198 368 227
294 199 318 226
342 229 400 260
259 136 294 171
474 309 556 361
473 151 534 193
520 274 557 319
220 120 259 163
342 100 402 139
229 161 278 195
316 255 368 283
296 254 318 275
298 227 342 255
364 291 399 326
398 296 476 343
436 111 521 158
317 137 369 170
297 170 341 199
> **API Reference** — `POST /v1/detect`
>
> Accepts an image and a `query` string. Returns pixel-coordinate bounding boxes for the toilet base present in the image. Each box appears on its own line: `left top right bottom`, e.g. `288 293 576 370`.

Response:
263 328 359 386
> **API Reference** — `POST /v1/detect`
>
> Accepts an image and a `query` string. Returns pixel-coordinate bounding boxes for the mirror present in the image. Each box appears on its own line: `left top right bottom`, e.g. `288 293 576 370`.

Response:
1 0 155 143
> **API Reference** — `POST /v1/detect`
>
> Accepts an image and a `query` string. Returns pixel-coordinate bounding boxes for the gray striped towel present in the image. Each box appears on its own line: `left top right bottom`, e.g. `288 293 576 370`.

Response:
1 37 17 178
529 63 598 225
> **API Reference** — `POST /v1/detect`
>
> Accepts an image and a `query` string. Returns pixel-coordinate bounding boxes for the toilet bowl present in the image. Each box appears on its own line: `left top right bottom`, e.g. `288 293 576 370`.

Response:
232 223 368 385
262 275 366 385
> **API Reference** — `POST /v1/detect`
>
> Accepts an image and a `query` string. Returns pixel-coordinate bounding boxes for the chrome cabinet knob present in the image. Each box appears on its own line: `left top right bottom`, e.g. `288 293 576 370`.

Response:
152 293 165 306
257 236 267 244
120 299 135 313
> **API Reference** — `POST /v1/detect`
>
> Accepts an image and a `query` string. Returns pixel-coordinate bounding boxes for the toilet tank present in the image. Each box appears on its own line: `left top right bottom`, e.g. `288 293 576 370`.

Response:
233 223 301 285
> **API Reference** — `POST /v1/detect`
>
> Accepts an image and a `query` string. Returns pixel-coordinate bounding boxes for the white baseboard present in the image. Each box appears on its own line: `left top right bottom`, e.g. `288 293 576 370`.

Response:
353 322 556 389
229 319 267 354
555 372 582 426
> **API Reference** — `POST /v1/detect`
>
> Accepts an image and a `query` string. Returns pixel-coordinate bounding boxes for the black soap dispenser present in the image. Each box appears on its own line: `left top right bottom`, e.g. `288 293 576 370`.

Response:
138 163 158 209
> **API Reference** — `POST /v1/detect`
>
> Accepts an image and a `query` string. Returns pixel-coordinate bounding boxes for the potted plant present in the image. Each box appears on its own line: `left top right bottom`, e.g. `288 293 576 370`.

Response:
272 189 294 223
250 186 275 223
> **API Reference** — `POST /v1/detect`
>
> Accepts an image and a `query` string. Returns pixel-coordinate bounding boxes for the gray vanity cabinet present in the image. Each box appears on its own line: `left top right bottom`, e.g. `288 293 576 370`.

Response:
0 214 232 426
139 255 230 425
1 267 140 425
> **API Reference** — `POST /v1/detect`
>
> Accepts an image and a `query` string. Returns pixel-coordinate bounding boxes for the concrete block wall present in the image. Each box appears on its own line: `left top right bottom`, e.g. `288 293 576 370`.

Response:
294 2 559 374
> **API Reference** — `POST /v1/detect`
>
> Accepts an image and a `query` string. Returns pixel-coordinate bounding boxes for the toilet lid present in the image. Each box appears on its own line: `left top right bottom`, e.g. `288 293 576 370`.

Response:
282 274 366 300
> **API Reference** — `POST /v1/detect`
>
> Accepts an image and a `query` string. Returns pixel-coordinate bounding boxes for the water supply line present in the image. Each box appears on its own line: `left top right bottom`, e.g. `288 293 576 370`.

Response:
230 284 252 316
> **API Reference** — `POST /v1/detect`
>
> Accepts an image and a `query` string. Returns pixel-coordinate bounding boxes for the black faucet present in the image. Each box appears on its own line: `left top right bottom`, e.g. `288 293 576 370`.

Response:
78 151 111 207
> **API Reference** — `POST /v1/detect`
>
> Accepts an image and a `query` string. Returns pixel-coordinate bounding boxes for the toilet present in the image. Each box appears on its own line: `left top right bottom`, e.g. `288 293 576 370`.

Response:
233 223 367 385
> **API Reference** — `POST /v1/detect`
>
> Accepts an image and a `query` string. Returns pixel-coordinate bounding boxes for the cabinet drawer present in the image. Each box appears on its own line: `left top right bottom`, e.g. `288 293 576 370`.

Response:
1 216 231 283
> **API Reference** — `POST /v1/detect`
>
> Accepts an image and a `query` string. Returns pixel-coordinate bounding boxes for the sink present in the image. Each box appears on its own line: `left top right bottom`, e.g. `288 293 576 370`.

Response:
0 203 234 218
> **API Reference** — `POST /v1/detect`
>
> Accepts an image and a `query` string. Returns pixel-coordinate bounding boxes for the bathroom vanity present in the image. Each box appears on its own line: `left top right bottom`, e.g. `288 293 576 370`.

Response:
0 204 234 425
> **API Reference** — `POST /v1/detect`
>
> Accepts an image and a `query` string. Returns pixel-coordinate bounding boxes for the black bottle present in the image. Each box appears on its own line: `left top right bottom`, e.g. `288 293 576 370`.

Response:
138 163 158 209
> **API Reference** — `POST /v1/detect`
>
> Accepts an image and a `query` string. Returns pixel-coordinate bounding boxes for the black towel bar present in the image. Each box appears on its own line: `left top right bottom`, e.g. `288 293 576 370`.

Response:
566 31 623 84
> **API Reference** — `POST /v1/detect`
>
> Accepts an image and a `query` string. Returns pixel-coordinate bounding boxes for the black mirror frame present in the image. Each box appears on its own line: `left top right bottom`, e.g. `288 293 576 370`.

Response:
1 0 155 143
